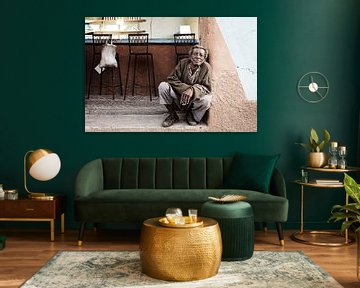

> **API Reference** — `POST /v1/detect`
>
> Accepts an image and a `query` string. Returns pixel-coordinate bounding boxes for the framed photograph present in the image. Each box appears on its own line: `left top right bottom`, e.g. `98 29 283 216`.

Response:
85 17 257 132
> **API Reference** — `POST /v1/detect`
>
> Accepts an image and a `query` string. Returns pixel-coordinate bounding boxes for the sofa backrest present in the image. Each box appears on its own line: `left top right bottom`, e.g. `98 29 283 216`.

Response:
102 158 233 189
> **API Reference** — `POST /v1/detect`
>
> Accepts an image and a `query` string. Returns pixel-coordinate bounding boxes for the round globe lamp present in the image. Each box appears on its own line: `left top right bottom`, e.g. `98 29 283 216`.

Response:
24 149 61 199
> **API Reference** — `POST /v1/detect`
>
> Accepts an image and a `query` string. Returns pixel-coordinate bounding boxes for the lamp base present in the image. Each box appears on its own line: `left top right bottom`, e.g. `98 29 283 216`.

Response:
28 192 55 200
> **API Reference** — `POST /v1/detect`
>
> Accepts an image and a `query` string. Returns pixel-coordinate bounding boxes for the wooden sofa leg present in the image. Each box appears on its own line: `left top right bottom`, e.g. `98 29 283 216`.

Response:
276 222 285 246
77 222 86 246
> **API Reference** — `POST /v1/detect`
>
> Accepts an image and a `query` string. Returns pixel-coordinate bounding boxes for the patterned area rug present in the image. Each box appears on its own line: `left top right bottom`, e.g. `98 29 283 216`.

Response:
21 251 342 288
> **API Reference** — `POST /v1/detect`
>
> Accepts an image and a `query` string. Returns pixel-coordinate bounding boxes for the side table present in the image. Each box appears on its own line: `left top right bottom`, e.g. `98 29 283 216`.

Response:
139 217 222 281
291 166 359 246
0 195 66 241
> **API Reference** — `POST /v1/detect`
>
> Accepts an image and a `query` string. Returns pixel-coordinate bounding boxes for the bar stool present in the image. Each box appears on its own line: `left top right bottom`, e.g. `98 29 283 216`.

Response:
124 33 156 101
173 33 196 63
86 34 123 99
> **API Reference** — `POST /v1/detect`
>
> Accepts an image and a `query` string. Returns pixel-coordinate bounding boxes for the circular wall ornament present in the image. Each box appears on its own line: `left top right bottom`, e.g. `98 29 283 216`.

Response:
297 72 329 103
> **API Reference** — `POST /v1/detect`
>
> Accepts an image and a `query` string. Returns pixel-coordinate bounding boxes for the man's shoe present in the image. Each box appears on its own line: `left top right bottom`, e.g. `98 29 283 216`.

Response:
162 113 179 127
186 111 198 126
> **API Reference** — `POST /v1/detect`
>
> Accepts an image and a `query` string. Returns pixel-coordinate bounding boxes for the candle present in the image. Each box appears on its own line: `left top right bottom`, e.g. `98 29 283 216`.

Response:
337 146 347 169
338 146 346 153
330 142 338 148
338 146 347 158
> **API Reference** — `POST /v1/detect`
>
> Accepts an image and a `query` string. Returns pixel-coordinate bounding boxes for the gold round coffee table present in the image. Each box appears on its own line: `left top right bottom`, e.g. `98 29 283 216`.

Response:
139 217 222 281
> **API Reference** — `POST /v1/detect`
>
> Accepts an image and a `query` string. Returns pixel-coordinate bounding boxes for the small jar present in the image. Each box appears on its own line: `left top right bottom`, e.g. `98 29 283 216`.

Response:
5 189 18 200
0 184 4 199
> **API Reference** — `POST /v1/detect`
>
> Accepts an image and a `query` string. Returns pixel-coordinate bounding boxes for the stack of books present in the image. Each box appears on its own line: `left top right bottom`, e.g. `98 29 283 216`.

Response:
314 179 341 185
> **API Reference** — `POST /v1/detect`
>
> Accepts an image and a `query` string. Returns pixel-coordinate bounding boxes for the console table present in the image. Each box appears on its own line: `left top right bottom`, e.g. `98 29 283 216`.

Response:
291 166 359 246
0 195 65 241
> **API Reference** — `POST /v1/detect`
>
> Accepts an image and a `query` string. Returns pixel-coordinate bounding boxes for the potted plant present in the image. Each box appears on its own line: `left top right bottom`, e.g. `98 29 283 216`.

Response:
296 128 330 167
329 173 360 279
329 173 360 233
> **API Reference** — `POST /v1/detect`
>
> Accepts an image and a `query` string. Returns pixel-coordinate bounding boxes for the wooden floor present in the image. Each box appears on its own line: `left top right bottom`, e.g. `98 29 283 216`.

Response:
0 228 358 288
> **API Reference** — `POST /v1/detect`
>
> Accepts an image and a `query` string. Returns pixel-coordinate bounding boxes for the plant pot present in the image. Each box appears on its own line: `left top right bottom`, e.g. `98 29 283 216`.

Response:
307 152 328 168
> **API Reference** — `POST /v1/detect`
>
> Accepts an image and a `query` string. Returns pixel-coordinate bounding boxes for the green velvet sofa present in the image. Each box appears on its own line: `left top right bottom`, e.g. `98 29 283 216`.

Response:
74 157 288 246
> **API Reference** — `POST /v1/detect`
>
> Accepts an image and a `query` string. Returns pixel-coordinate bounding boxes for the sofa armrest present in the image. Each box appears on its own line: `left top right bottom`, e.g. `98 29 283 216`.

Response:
269 168 287 198
75 159 104 199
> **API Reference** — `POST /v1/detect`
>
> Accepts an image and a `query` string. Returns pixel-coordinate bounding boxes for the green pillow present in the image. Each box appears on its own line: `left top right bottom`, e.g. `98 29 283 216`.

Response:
223 153 280 193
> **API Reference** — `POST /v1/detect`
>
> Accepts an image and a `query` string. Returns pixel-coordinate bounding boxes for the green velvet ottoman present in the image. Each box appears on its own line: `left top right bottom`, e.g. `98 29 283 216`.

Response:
201 201 254 261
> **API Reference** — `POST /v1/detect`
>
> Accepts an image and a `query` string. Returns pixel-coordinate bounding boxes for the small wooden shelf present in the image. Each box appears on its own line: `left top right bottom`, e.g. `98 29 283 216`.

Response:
85 17 147 37
86 18 146 24
125 19 146 22
88 19 146 23
88 30 146 34
301 166 360 173
294 179 344 188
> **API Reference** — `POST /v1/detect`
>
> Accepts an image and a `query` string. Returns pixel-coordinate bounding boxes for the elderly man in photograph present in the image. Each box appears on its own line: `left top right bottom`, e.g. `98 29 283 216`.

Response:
158 45 212 127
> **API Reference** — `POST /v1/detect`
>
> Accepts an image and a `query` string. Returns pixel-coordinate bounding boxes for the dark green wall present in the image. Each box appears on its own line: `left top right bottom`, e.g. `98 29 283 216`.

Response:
1 0 359 230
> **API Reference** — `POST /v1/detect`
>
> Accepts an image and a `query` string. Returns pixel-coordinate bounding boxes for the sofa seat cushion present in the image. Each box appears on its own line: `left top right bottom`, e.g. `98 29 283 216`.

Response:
75 189 288 222
77 189 280 202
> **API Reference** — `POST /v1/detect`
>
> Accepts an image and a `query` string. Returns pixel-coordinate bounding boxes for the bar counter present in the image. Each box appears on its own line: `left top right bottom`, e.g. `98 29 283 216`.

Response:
84 37 197 97
85 37 185 45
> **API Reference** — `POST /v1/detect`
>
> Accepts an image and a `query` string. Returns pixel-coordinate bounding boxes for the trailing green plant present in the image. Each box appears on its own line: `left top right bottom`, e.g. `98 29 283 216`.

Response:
329 173 360 233
296 128 331 152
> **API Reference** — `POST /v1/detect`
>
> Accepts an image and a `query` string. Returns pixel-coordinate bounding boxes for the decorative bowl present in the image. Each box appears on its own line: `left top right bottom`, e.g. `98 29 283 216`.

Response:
208 194 246 203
